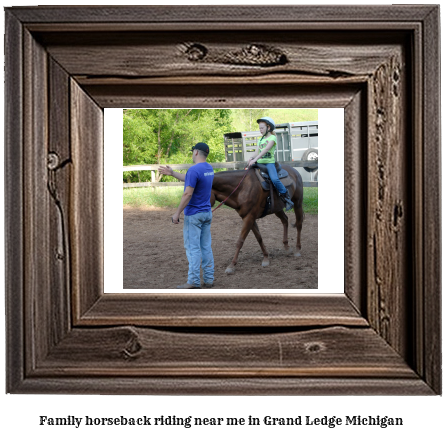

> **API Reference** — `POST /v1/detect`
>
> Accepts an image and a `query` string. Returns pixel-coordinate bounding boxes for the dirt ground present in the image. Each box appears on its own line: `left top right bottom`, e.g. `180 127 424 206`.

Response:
124 206 318 289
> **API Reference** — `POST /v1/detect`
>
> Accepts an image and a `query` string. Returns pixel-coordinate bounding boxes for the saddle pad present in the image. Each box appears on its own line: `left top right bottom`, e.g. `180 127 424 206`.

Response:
255 168 270 190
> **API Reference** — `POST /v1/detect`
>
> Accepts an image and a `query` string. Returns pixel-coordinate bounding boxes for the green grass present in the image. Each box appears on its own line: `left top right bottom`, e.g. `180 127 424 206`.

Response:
123 186 318 214
302 187 318 214
123 186 184 208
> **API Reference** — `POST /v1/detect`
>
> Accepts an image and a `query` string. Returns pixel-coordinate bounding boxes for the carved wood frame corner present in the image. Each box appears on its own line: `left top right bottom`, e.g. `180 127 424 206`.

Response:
5 5 441 394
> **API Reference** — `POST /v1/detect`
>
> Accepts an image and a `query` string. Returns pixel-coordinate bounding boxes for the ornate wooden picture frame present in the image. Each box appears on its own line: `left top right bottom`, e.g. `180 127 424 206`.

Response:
5 6 441 394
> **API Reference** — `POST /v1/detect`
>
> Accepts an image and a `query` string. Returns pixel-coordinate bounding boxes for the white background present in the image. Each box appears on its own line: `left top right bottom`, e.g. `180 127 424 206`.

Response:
107 108 343 293
1 1 442 437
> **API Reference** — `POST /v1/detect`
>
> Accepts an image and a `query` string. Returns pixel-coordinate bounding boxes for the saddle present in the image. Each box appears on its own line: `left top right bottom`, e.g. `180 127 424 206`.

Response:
252 162 290 191
252 163 294 218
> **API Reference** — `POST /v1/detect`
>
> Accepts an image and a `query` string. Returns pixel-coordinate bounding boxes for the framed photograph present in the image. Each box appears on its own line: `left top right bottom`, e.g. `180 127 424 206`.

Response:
116 107 326 292
5 5 440 394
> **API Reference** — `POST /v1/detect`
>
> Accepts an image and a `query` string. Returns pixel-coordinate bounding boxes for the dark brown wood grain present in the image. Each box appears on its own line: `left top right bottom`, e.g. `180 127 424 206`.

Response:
366 51 408 357
9 5 437 24
12 376 434 396
70 80 104 320
5 10 24 393
79 294 366 327
344 89 366 314
48 57 72 347
4 5 441 395
83 83 362 109
36 326 416 378
40 32 401 79
422 5 442 395
23 28 50 372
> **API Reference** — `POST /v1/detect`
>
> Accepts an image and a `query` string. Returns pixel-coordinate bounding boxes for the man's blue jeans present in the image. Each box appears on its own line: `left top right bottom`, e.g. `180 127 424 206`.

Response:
265 163 287 194
183 211 214 287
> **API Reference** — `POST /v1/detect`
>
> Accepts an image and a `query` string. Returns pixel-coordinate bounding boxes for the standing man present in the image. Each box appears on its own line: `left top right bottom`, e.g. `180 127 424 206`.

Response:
159 142 215 289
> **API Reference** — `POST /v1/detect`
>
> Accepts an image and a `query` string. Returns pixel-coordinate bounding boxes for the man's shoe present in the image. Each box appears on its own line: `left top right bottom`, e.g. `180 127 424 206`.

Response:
177 283 201 289
202 282 214 288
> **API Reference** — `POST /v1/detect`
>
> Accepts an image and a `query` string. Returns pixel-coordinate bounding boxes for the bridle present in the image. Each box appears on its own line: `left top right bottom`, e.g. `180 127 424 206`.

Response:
212 167 251 213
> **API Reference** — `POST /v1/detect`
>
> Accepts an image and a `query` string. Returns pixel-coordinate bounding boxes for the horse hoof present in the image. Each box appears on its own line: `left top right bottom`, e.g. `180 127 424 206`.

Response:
284 248 293 256
262 260 270 267
295 252 301 257
225 267 235 274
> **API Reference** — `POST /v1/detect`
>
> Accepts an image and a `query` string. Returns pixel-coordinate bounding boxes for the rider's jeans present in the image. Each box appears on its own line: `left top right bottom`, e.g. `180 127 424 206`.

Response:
183 211 214 286
265 163 287 194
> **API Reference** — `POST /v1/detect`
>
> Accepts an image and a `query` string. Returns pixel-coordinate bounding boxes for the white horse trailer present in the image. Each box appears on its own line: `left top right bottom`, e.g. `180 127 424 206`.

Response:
287 121 318 182
224 121 318 183
223 130 262 163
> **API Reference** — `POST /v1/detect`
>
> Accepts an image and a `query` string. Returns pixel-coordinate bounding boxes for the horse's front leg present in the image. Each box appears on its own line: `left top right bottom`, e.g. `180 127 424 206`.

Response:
251 221 270 267
225 215 255 274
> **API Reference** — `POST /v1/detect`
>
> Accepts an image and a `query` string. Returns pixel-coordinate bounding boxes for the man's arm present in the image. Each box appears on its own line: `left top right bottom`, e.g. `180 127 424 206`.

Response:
158 165 186 182
172 186 194 224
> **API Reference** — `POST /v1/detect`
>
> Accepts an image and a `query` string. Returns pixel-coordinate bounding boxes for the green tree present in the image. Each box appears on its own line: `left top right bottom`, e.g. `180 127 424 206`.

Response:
231 108 318 132
231 109 268 132
123 109 233 182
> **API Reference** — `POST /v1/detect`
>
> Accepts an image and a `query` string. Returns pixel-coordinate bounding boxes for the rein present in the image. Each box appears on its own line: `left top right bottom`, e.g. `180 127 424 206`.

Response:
212 167 250 213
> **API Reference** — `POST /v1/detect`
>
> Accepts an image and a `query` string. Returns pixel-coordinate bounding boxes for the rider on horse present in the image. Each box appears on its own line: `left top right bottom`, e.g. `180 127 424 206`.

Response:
247 117 294 211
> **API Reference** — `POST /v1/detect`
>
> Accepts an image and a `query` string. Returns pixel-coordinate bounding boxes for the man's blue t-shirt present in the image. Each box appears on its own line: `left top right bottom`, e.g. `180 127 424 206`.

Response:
184 162 214 216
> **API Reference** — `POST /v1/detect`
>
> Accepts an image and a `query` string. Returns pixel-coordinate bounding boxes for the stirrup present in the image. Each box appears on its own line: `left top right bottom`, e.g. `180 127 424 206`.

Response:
280 192 294 211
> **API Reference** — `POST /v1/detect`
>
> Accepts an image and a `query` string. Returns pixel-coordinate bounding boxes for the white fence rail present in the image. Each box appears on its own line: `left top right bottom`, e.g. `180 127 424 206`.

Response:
123 161 318 188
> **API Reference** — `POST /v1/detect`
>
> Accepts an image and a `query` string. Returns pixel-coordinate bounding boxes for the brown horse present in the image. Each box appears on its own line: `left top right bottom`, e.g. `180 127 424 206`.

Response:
210 164 304 274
